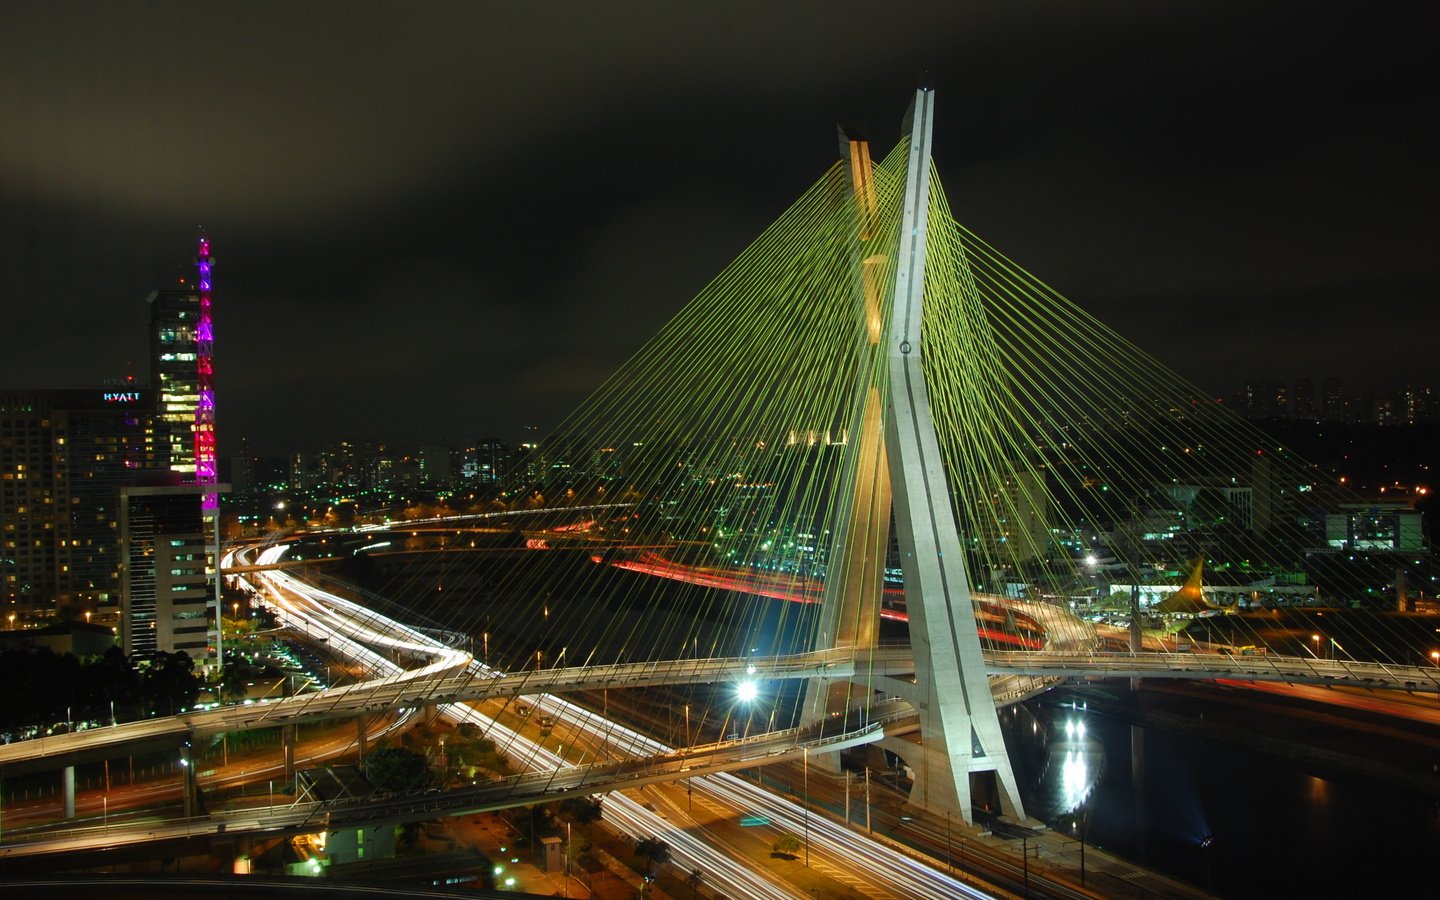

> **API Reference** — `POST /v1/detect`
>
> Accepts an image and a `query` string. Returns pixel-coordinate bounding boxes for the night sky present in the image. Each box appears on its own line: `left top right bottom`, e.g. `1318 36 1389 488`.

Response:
2 2 1436 456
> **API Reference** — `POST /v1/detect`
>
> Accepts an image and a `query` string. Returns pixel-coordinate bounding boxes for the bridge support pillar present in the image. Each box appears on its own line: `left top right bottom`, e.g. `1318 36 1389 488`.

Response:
178 743 199 818
802 131 888 772
281 724 297 781
1129 584 1144 691
62 765 75 819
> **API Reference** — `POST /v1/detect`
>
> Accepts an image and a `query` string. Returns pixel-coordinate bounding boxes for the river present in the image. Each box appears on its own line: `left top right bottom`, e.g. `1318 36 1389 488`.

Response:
1004 682 1440 897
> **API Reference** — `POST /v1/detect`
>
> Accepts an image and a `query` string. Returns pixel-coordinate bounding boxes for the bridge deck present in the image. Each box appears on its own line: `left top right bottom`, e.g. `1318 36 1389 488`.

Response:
3 648 1436 773
0 718 883 857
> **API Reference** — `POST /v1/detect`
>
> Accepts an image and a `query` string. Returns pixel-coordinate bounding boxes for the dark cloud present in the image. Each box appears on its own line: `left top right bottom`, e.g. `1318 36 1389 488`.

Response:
1 1 1436 453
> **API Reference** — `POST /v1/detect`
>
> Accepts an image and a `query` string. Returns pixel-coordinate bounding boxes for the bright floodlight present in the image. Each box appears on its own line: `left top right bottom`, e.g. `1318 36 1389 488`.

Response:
737 680 759 702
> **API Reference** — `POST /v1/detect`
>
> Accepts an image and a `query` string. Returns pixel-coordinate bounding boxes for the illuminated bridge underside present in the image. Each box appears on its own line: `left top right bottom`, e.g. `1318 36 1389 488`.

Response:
4 650 1434 775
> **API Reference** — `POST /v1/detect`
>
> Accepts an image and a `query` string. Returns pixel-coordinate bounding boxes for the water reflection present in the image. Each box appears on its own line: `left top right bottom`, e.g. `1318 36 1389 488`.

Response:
1005 685 1440 897
1024 703 1103 820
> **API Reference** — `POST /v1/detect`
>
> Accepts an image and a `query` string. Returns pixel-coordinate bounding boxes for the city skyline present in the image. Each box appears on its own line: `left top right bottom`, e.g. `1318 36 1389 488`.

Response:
2 2 1436 456
2 19 1439 888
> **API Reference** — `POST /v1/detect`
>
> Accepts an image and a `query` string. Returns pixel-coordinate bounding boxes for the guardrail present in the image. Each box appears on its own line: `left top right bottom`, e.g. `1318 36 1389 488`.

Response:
984 649 1440 691
0 721 885 855
6 646 1437 771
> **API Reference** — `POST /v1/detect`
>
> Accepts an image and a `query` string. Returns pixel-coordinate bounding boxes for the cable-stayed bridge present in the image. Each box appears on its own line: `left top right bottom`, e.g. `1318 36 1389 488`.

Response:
4 89 1437 866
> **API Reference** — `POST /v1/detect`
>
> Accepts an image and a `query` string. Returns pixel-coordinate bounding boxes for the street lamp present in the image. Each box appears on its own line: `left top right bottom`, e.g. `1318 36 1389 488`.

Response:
864 767 872 832
802 747 810 868
735 682 758 763
679 702 694 811
1430 650 1439 668
1022 835 1030 897
1311 634 1322 659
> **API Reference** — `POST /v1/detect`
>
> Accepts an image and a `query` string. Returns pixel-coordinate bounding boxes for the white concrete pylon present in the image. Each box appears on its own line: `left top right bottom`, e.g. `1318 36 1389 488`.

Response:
880 87 1025 824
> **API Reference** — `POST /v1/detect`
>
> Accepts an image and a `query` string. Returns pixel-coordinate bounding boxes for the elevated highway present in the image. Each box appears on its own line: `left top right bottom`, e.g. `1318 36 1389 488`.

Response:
4 645 1436 775
0 718 885 858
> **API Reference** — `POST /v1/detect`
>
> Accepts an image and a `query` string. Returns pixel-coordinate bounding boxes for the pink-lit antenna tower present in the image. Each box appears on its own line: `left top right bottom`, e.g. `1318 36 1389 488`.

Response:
195 234 218 512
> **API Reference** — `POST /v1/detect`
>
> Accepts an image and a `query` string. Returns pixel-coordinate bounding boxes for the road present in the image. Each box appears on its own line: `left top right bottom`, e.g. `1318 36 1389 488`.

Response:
253 556 1003 898
0 713 409 834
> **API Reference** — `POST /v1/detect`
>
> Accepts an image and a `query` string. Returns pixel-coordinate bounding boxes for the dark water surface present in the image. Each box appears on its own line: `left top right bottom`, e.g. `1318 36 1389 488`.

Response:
1005 685 1440 898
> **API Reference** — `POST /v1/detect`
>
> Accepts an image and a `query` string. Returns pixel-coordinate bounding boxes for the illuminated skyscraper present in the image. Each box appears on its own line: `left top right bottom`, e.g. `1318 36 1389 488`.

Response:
0 388 160 618
128 236 223 669
146 237 216 482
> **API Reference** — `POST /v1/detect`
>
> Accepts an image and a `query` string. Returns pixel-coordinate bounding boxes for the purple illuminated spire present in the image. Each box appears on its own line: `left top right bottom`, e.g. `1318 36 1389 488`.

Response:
194 235 218 511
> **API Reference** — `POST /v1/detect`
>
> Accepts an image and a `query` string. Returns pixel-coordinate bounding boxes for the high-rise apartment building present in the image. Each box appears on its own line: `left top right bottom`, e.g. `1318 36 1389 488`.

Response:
1291 378 1316 420
1 388 160 616
1242 379 1287 419
1321 377 1345 422
119 482 218 661
229 436 256 496
418 445 454 487
466 439 511 484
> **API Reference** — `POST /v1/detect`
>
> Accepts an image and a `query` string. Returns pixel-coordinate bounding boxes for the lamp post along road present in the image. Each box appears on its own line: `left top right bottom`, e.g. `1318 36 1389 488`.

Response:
1023 836 1030 897
803 747 810 867
865 767 872 832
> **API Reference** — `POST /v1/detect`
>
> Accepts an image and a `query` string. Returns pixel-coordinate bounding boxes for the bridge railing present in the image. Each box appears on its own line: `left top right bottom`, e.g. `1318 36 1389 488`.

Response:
984 649 1440 691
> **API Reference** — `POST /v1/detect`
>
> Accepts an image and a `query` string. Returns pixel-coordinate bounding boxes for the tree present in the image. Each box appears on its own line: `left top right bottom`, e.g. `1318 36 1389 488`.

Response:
558 795 603 825
635 837 671 879
528 803 560 840
218 664 250 703
771 833 801 858
142 650 199 713
365 746 430 792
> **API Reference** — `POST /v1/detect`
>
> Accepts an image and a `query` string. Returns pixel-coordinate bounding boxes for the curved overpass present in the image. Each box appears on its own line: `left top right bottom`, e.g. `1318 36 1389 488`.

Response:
5 643 1438 775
